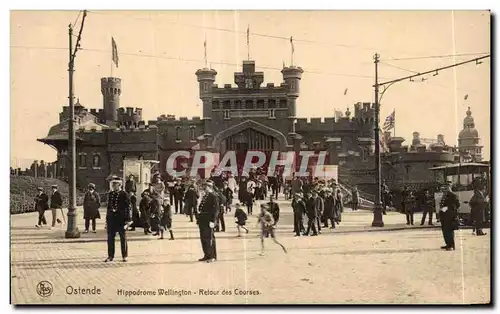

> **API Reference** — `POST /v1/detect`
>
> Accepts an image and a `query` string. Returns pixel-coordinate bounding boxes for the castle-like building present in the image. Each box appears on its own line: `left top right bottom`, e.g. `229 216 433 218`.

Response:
35 59 479 194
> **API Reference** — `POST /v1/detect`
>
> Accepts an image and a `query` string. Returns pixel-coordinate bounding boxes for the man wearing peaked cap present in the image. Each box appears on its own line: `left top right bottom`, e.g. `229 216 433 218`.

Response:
197 179 219 263
105 178 131 263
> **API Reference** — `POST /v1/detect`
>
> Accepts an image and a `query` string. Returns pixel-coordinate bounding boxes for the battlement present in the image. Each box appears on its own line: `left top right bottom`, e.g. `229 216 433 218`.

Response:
295 114 374 132
101 77 121 94
156 115 203 124
210 84 287 95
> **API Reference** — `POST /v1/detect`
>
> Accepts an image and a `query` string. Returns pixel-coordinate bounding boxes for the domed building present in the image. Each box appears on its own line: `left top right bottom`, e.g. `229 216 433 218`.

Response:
458 107 483 162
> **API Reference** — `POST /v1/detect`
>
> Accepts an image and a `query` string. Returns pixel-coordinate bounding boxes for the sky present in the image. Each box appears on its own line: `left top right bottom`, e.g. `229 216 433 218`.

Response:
10 10 491 167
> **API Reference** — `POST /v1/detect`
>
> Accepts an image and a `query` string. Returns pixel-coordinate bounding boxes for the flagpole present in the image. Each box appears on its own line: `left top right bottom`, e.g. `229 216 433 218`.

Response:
110 37 114 77
290 36 294 67
393 109 396 137
247 25 250 60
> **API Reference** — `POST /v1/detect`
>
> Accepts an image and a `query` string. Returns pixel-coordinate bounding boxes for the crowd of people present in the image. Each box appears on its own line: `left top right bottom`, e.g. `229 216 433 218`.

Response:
30 166 489 262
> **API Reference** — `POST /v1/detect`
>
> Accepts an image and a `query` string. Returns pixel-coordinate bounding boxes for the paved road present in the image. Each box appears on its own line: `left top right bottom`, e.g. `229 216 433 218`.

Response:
10 197 490 304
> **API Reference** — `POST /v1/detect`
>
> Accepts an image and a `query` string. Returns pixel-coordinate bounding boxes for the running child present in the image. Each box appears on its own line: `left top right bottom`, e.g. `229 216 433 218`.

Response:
234 203 249 237
257 204 287 256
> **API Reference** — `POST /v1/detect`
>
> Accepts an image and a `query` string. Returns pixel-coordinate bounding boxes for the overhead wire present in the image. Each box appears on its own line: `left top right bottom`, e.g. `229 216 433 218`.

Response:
379 59 488 96
382 52 489 62
86 10 401 56
11 44 394 80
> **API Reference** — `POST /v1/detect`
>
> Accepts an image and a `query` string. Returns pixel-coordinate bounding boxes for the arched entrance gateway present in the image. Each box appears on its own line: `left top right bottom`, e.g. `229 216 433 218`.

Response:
212 120 288 176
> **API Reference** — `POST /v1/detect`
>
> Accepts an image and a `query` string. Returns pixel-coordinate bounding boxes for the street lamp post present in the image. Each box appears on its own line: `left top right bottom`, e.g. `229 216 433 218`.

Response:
65 23 80 238
371 53 384 227
65 11 87 238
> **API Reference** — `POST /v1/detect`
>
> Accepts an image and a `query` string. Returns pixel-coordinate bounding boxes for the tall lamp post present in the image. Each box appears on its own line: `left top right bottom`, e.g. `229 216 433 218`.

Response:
371 53 384 226
66 11 87 238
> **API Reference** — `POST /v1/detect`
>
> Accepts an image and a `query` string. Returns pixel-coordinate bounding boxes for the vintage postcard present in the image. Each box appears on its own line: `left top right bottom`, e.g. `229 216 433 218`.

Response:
10 10 491 305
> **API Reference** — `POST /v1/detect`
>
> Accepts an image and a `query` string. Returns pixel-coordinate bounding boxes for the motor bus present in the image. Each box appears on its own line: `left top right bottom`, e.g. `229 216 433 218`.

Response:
429 162 490 225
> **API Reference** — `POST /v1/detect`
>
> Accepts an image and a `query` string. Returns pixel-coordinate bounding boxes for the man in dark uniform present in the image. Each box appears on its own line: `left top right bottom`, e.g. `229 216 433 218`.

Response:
173 179 185 215
34 187 48 228
469 179 488 236
197 181 219 263
269 174 279 199
214 187 226 232
439 182 460 251
105 179 132 262
292 193 306 236
184 180 199 222
305 192 318 236
420 189 434 226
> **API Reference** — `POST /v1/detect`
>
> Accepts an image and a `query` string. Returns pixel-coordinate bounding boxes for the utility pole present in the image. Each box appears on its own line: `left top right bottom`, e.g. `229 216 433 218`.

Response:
371 53 384 227
66 11 87 239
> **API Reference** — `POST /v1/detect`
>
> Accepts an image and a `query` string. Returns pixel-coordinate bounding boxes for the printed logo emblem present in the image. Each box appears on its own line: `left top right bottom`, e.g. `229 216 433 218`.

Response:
36 281 53 297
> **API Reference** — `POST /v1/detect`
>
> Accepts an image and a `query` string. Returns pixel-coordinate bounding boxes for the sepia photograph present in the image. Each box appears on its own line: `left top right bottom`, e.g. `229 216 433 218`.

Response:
8 6 491 305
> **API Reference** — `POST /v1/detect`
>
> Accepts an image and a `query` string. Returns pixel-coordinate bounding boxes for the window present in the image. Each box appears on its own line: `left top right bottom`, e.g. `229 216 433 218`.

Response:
268 109 276 118
362 148 369 161
280 99 288 108
212 101 220 110
257 100 265 109
223 101 231 110
245 100 254 109
235 100 242 109
223 110 230 119
78 153 87 169
92 154 101 168
203 82 209 92
290 80 296 91
268 99 276 109
175 126 181 141
190 126 196 141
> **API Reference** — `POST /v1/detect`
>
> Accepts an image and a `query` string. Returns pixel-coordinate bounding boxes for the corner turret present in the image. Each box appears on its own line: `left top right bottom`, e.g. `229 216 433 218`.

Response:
101 77 121 124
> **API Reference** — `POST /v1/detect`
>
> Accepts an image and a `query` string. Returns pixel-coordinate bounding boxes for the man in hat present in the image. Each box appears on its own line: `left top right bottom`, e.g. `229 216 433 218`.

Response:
34 187 48 228
469 179 488 236
105 179 131 262
83 183 101 233
49 185 63 229
139 188 152 234
267 195 280 228
439 182 460 251
173 178 185 215
197 180 219 263
292 192 306 236
184 179 200 222
125 174 137 195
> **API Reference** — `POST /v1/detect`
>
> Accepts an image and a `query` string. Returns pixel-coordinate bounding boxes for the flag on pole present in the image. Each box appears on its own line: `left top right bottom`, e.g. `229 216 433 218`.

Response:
290 36 294 53
204 37 207 67
383 110 395 131
247 25 250 46
344 88 348 95
111 37 119 68
464 94 469 100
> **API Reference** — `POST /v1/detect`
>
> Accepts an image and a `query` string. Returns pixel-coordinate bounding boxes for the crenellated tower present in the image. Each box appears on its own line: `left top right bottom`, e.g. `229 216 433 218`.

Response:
195 67 217 140
101 77 121 125
281 65 303 135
